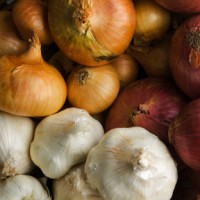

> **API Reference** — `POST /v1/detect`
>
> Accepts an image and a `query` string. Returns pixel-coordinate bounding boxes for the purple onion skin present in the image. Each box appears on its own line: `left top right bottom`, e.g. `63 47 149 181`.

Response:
169 98 200 171
154 0 200 14
105 77 188 144
169 14 200 99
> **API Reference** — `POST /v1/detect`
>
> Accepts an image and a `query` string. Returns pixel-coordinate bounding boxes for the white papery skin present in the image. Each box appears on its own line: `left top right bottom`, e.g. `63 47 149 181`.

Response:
53 163 104 200
0 174 51 199
85 127 178 200
0 111 35 179
30 107 104 179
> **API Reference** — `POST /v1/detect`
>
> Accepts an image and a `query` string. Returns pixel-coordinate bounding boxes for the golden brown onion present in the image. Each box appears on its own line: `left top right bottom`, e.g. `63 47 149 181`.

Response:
12 0 53 45
0 33 67 117
48 0 136 66
67 64 120 114
0 11 28 56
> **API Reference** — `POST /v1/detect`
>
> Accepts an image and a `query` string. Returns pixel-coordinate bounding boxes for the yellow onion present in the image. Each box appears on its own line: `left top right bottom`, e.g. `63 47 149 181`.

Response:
134 0 171 45
67 64 120 114
0 33 67 117
0 11 28 56
12 0 53 45
48 0 136 66
111 53 139 89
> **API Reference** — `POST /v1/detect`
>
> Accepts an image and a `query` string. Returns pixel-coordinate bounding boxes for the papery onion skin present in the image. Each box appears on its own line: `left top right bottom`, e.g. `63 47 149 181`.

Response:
12 0 53 45
169 99 200 171
67 64 120 114
0 33 67 117
111 53 139 89
0 11 28 56
169 14 200 99
134 0 171 45
105 78 188 143
48 0 136 66
154 0 200 14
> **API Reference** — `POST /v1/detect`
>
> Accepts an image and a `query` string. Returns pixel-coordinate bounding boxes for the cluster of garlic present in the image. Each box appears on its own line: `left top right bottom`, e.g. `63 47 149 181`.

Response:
0 107 178 199
0 111 51 199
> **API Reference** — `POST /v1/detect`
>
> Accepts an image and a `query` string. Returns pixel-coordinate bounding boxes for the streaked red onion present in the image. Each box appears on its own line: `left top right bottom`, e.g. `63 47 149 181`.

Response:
169 98 200 171
169 14 200 99
105 77 188 143
154 0 200 14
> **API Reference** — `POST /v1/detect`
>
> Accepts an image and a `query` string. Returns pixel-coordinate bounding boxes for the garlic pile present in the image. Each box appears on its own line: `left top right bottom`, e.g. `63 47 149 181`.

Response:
53 163 103 200
30 107 104 179
0 111 35 179
0 174 51 199
85 126 178 200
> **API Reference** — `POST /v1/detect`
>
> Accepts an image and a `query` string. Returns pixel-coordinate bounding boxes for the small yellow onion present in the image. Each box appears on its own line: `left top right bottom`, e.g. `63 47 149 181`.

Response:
134 0 171 45
0 33 67 117
67 64 120 114
111 53 139 89
12 0 53 45
48 0 136 66
0 11 28 56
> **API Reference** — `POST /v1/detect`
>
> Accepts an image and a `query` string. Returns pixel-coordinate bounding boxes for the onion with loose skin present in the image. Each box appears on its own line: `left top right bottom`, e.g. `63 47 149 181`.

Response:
67 64 120 114
130 33 172 78
110 53 139 89
105 78 188 143
133 0 171 46
169 98 200 171
0 11 28 56
169 14 200 99
12 0 53 45
48 0 136 66
154 0 200 14
0 33 67 117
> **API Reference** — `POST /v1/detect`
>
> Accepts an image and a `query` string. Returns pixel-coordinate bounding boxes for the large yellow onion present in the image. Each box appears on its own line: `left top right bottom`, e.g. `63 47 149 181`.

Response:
48 0 136 66
0 33 67 117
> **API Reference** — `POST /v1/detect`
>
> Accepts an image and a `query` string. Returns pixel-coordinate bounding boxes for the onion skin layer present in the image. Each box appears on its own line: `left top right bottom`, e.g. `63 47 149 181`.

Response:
169 99 200 171
48 0 136 66
105 78 188 143
169 14 200 99
154 0 200 14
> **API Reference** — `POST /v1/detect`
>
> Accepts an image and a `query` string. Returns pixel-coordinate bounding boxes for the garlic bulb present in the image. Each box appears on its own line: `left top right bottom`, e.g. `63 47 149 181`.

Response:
85 127 178 200
53 163 104 200
30 107 104 179
0 111 35 179
0 174 51 199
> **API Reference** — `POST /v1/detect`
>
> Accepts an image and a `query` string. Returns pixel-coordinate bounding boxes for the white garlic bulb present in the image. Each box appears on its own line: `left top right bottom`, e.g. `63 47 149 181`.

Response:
85 127 178 200
0 111 35 179
30 107 104 179
53 163 104 200
0 174 51 199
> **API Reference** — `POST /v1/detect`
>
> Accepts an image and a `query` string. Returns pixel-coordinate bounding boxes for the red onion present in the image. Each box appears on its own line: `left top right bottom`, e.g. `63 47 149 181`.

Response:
169 98 200 171
169 14 200 99
154 0 200 14
105 77 188 143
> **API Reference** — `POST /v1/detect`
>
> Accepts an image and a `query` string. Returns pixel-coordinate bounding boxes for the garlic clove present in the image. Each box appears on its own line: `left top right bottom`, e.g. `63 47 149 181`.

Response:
53 163 104 200
0 174 51 199
30 107 104 179
85 126 178 200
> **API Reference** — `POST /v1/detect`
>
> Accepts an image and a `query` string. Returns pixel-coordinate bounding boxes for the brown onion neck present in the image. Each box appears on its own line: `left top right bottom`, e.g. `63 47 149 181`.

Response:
186 28 200 69
18 32 43 64
72 0 92 34
76 69 89 85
